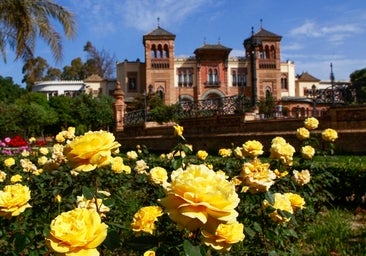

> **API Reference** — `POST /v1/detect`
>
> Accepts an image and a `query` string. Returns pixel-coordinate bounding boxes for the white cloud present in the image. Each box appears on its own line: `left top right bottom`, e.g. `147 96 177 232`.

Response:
289 20 362 43
122 0 210 31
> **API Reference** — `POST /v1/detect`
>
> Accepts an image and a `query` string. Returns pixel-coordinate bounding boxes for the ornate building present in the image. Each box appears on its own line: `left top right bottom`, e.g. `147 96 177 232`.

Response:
117 25 296 109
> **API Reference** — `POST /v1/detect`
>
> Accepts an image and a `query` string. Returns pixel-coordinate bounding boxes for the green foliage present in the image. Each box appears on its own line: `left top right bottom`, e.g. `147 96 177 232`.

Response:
0 76 26 103
350 67 366 103
0 121 364 255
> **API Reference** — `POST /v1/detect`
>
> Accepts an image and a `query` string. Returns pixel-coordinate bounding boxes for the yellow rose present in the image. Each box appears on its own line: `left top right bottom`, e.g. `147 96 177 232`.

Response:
46 208 108 255
111 156 131 174
0 171 7 182
292 169 311 186
63 130 121 172
126 150 138 160
134 159 149 174
10 174 22 183
144 250 156 256
296 127 310 140
233 146 244 159
218 148 232 158
29 137 36 143
4 157 15 168
242 140 264 158
159 164 239 232
20 158 37 173
0 183 31 218
173 124 184 137
38 156 48 166
301 145 315 159
39 147 49 155
149 167 168 185
284 192 305 211
269 138 295 166
202 222 245 251
322 128 338 142
304 117 319 130
240 158 276 193
263 193 293 223
131 206 163 234
196 150 208 161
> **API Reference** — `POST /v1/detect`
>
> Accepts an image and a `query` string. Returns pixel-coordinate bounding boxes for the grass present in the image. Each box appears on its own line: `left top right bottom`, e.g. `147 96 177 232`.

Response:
295 207 366 256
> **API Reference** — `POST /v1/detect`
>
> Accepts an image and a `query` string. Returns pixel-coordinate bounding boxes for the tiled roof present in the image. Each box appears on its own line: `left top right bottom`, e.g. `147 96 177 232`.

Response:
253 28 282 39
144 26 175 37
297 72 320 82
195 43 232 51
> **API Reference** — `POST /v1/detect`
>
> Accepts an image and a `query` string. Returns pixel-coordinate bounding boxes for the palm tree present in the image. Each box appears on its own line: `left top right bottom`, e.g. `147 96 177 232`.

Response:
0 0 76 63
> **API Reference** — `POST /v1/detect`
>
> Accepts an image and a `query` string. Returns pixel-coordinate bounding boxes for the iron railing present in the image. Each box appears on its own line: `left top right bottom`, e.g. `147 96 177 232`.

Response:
124 95 249 126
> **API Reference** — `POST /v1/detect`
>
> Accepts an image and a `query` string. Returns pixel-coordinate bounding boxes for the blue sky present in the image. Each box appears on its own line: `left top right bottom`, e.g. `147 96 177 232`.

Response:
1 0 366 87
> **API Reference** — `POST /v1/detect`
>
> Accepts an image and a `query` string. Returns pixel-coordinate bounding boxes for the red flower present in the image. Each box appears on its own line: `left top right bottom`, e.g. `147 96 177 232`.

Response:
7 135 27 147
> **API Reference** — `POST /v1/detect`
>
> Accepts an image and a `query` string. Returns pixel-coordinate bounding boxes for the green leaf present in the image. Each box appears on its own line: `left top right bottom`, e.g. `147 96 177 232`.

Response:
253 221 262 233
264 191 275 205
14 233 27 253
244 226 256 238
183 240 203 256
82 186 95 200
103 230 121 250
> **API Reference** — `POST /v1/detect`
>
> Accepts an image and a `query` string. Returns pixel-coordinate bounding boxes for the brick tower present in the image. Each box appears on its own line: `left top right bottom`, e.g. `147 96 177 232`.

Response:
143 24 176 104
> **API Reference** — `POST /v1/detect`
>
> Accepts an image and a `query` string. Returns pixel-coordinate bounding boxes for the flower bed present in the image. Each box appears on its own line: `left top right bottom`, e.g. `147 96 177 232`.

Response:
0 119 342 255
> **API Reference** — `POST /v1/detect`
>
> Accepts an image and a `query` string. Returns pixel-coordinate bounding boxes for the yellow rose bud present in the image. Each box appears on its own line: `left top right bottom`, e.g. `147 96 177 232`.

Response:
196 150 208 161
10 174 22 183
173 124 184 137
55 195 62 203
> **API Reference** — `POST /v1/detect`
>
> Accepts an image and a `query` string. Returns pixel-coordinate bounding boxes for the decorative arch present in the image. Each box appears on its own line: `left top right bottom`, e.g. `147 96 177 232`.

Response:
201 89 225 99
265 86 272 98
270 45 276 59
157 86 165 99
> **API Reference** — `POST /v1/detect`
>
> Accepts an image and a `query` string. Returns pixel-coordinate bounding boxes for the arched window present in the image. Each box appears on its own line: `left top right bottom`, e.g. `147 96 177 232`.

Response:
157 44 163 58
265 45 270 59
270 45 276 59
213 69 218 83
151 44 157 58
232 70 237 85
208 69 213 84
164 44 169 58
265 86 272 98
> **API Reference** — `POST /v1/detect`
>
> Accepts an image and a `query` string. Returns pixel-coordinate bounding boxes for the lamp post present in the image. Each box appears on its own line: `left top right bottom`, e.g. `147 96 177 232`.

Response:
330 62 335 104
244 27 262 108
307 84 318 116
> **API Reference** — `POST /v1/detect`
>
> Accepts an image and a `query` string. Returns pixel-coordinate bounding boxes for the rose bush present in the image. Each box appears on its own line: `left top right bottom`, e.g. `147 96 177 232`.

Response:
0 117 344 255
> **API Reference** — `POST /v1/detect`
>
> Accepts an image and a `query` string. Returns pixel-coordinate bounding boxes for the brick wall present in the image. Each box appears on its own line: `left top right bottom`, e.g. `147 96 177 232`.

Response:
116 106 366 154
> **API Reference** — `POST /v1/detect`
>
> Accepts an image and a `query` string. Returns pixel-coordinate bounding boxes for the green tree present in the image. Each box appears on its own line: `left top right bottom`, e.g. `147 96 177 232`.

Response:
0 75 25 103
0 0 76 62
15 92 58 137
83 41 116 79
350 68 366 103
0 102 22 137
61 57 87 80
22 56 50 90
48 95 76 131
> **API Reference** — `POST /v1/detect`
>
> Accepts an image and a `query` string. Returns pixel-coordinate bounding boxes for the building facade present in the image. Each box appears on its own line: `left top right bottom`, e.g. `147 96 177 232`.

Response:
117 25 297 110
